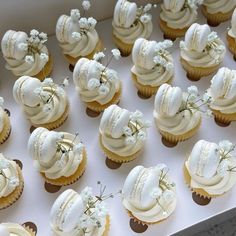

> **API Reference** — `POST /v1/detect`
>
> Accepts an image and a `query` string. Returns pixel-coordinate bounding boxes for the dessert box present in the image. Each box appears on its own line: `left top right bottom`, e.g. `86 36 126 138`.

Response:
0 1 236 235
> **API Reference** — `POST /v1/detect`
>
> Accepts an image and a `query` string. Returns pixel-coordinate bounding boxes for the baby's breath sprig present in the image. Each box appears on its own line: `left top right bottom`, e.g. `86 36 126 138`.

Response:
133 3 154 25
185 0 203 10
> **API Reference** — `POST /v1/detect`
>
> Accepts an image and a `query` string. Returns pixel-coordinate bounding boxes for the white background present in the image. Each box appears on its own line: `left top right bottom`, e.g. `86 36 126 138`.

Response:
0 3 236 236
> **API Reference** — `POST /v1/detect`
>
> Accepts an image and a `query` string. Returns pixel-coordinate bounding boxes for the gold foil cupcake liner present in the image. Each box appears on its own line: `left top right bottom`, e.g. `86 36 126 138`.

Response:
23 225 37 236
41 149 87 186
102 215 110 236
112 34 133 57
0 112 11 144
0 164 24 210
212 109 236 124
65 39 104 66
35 54 53 81
99 134 140 163
227 34 236 59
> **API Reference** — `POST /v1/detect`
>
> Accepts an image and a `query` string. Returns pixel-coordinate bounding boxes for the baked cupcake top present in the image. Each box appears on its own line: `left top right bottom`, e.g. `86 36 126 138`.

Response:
73 49 121 105
0 223 32 236
160 0 203 29
0 97 8 134
50 188 108 236
228 8 236 38
122 164 176 223
13 76 68 125
112 0 153 44
1 29 49 77
99 104 150 157
28 127 85 179
202 0 236 14
185 140 236 195
131 38 174 87
56 8 99 58
206 67 236 114
0 154 20 198
180 23 226 68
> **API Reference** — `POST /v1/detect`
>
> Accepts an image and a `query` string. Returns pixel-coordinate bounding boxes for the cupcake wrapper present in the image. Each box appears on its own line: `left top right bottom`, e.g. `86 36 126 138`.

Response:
99 134 140 163
132 72 172 97
227 34 236 58
212 109 236 124
102 216 110 236
65 39 104 66
0 165 24 210
85 85 122 113
0 112 11 144
112 34 133 57
159 19 189 40
181 58 220 81
41 149 87 186
202 6 234 26
33 102 69 130
159 119 201 144
23 225 37 236
35 55 53 81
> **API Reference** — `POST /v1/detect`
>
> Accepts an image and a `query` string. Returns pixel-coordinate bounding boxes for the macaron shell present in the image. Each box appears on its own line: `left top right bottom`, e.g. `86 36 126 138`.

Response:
14 31 28 60
73 58 90 85
124 2 137 28
113 0 123 26
226 73 236 99
154 83 170 114
132 38 146 64
166 87 182 116
13 76 28 103
0 225 10 236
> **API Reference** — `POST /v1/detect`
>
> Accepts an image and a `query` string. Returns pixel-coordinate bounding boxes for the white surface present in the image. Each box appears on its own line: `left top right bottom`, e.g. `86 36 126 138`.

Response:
0 7 236 236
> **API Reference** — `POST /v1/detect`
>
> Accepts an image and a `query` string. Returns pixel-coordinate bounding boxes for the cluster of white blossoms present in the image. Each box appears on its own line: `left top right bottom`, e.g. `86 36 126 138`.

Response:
186 0 203 10
153 40 174 72
122 110 151 145
137 3 156 24
0 155 20 188
33 77 69 113
86 49 121 95
23 29 49 64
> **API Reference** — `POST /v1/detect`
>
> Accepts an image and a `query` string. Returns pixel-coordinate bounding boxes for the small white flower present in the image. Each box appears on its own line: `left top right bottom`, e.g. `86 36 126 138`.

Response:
123 126 132 136
216 45 226 54
143 3 152 12
153 55 166 66
87 78 100 90
30 29 39 37
81 186 93 202
165 62 174 71
105 69 118 81
137 130 147 141
153 4 157 8
0 157 9 170
125 136 136 145
98 84 110 95
150 187 162 199
179 41 186 49
79 17 88 28
42 78 54 86
56 87 65 96
43 104 52 113
219 140 234 153
188 93 197 102
217 160 229 177
72 32 82 41
206 109 213 117
111 49 121 60
140 14 152 23
0 97 4 107
202 93 211 103
63 78 69 87
93 52 105 61
130 110 143 122
34 87 43 96
82 0 91 11
39 32 48 42
25 55 34 64
70 9 80 21
73 142 84 155
187 85 198 96
18 43 28 51
163 190 175 202
162 40 173 49
40 53 49 62
87 17 97 28
9 177 19 187
208 31 218 43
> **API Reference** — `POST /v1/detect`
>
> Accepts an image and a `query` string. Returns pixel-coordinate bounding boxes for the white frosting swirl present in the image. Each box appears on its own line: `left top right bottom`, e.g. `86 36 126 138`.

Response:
73 58 121 105
228 8 236 38
13 76 68 125
0 223 31 236
0 107 7 133
1 30 49 77
122 165 177 223
112 0 153 44
185 140 236 195
99 105 148 157
208 67 236 114
203 0 236 14
28 128 84 179
154 84 201 136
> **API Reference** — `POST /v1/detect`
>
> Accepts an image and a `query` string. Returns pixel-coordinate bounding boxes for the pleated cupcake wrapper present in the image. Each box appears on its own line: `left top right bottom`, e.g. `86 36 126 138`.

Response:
227 34 236 58
159 19 189 40
41 150 87 186
85 85 122 113
0 165 24 210
132 72 172 97
35 54 53 81
99 134 141 163
202 6 233 26
213 109 236 124
159 119 201 144
32 102 69 131
0 112 11 144
181 58 220 81
112 34 133 57
23 225 37 236
65 39 104 66
102 215 110 236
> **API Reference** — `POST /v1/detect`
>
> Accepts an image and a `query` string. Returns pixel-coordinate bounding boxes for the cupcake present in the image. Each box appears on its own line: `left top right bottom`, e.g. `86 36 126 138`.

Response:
73 49 122 114
112 0 153 56
184 140 236 198
28 127 87 186
206 67 236 126
160 0 203 40
0 153 24 210
56 8 103 67
202 0 236 27
50 188 110 236
180 23 226 81
131 38 174 98
0 97 11 144
122 164 177 224
0 223 35 236
1 29 52 80
227 8 236 60
153 84 206 145
13 76 69 130
99 104 150 163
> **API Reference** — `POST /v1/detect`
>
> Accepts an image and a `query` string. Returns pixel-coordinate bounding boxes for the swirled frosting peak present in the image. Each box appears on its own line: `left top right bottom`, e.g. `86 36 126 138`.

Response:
99 104 150 157
122 164 177 223
1 29 49 76
228 8 236 38
13 76 68 125
0 223 31 236
28 127 85 179
112 0 153 44
203 0 236 14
